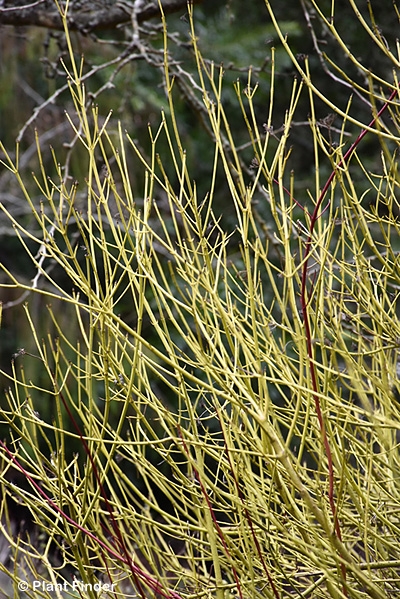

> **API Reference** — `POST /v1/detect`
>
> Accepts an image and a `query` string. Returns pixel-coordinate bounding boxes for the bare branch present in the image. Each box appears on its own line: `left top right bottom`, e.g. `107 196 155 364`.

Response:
0 0 203 32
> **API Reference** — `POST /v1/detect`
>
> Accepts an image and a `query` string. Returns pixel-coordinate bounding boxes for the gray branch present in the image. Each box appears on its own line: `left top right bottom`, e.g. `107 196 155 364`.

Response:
0 0 202 32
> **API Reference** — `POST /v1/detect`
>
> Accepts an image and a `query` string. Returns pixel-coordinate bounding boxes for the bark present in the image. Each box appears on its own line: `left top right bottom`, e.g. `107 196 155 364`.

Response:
0 0 202 32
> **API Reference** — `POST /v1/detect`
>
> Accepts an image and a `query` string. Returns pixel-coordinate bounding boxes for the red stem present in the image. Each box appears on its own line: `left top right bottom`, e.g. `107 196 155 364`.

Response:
177 425 243 599
55 387 148 599
213 405 281 599
0 429 182 599
300 86 398 589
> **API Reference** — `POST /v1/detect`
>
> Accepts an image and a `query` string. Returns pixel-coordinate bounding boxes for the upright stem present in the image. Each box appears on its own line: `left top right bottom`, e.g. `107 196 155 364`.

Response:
300 86 398 592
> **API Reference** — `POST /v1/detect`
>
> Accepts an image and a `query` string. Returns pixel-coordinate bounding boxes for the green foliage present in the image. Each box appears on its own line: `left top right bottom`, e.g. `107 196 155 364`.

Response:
1 1 400 598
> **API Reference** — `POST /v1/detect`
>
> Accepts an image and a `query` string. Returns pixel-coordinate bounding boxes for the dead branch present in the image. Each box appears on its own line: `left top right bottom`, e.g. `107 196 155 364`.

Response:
0 0 202 32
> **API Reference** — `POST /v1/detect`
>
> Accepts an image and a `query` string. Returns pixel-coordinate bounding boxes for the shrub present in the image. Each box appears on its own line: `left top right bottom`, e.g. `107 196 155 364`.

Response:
1 2 400 598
